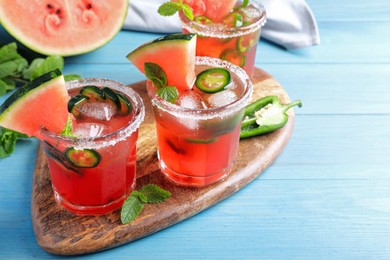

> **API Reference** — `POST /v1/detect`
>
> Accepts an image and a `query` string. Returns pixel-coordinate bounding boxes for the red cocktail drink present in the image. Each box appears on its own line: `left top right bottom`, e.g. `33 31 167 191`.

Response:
148 57 253 186
180 0 266 76
41 78 145 215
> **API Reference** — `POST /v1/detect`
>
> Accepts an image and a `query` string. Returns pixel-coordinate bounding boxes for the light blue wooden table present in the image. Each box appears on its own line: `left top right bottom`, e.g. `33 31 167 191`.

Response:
1 0 390 258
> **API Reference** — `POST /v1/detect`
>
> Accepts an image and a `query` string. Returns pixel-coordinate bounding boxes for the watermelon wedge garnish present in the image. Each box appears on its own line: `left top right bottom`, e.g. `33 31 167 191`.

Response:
0 69 69 139
127 34 197 91
0 0 128 56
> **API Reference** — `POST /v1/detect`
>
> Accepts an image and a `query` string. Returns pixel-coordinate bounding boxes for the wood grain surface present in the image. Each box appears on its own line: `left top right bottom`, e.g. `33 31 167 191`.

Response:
31 67 295 255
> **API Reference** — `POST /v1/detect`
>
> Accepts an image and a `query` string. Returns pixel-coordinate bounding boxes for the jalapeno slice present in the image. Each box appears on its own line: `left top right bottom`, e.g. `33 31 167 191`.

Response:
220 49 246 67
68 94 89 117
195 68 231 93
237 33 258 53
117 92 132 115
195 15 213 25
102 87 121 109
65 148 101 168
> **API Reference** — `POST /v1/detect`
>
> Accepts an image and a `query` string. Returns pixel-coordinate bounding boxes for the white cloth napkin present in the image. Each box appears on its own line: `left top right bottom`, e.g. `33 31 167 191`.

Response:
122 0 320 49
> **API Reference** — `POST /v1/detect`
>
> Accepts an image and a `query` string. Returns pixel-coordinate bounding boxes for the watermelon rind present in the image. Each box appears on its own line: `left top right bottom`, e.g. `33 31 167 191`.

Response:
0 69 68 137
0 0 128 56
126 33 197 90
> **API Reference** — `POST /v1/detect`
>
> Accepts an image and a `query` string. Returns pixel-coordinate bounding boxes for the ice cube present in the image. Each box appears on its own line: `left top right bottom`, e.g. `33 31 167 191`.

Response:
73 123 106 138
78 102 118 121
241 5 262 23
177 91 207 109
206 90 238 108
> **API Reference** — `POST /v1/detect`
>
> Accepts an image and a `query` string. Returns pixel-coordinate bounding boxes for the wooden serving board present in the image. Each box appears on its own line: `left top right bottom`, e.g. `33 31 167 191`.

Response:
31 68 296 255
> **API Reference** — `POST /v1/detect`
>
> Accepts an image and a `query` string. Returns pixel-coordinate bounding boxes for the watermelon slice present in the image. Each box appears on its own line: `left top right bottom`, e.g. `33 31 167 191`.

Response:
0 69 69 139
179 0 238 22
0 0 128 56
127 34 197 91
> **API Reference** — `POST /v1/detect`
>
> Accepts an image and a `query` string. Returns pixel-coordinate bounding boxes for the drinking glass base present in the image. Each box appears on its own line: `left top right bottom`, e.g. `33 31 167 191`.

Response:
53 182 136 216
159 160 231 187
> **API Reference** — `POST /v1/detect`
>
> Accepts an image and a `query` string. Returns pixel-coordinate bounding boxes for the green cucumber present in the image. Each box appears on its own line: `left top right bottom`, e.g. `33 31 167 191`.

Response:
79 85 105 101
65 147 101 168
195 68 231 93
68 94 89 117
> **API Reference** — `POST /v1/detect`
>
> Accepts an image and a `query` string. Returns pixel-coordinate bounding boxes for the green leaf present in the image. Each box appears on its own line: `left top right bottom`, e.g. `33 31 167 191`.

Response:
120 192 145 224
139 184 172 204
64 74 81 82
0 127 28 158
157 86 179 103
0 43 18 63
0 56 28 78
30 56 64 80
158 2 182 16
22 58 45 80
0 80 8 96
182 4 194 20
60 115 77 137
144 62 167 89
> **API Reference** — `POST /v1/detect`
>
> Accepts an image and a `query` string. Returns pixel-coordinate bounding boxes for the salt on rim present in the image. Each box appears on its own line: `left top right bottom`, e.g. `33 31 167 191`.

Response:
40 78 145 150
150 56 253 120
179 0 267 39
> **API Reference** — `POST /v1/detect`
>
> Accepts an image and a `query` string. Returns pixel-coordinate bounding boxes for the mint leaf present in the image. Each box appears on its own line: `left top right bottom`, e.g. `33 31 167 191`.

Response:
30 55 64 80
139 184 172 204
0 127 29 158
158 1 194 20
22 58 45 80
64 74 81 82
120 184 171 224
181 4 194 20
0 43 18 64
60 116 77 137
144 62 167 89
158 2 182 16
120 192 145 224
157 86 179 103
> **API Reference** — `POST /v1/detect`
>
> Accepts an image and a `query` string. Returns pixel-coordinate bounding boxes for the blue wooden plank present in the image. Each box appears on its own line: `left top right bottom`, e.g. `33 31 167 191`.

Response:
261 64 390 115
308 0 390 21
1 179 389 259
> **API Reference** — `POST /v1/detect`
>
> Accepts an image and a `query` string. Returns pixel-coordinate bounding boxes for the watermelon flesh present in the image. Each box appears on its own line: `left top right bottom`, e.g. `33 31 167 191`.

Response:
127 34 197 91
0 0 128 56
177 0 238 22
0 70 69 139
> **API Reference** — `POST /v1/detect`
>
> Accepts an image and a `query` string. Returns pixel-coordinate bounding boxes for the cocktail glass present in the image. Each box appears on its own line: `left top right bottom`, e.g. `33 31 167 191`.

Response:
148 56 253 186
41 78 145 215
179 0 266 76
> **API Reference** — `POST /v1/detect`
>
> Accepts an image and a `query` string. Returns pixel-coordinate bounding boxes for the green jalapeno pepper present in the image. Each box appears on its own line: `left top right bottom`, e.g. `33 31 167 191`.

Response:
240 95 302 139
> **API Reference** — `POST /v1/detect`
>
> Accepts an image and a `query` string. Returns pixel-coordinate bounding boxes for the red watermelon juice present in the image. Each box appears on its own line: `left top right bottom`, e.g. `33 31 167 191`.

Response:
148 57 253 186
180 0 266 76
41 78 145 215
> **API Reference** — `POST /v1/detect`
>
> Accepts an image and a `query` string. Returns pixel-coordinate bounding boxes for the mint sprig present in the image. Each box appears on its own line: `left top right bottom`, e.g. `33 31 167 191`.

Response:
0 42 81 97
144 62 179 103
0 128 28 158
0 42 82 159
158 0 194 20
60 115 77 137
121 184 171 224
